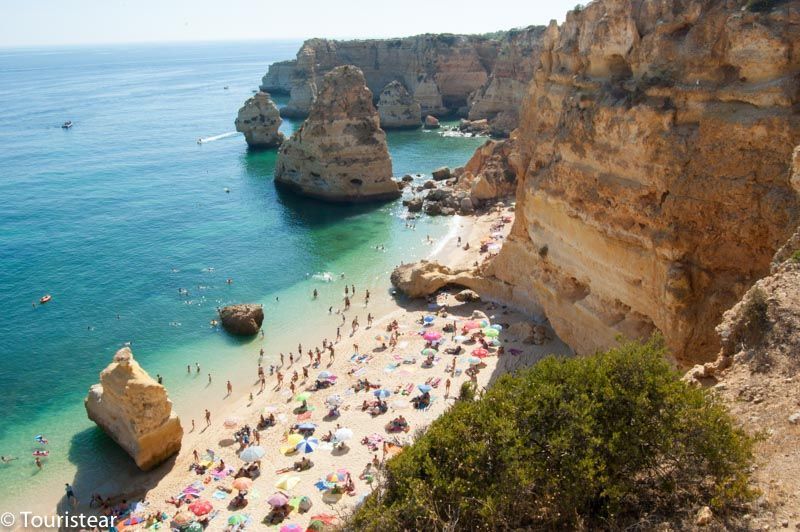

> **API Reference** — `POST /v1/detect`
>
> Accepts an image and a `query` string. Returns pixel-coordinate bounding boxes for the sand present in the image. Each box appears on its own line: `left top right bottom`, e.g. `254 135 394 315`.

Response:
78 206 572 531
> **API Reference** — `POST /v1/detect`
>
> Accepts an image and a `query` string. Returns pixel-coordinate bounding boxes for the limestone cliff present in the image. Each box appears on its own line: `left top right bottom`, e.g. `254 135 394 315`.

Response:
485 0 800 364
85 347 183 471
275 66 400 202
265 29 545 132
378 81 422 129
235 92 284 148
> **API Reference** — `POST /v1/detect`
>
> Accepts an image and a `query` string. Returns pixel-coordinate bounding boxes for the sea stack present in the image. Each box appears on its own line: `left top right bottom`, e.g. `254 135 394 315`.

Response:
235 91 285 148
85 347 183 471
378 81 421 129
219 303 264 336
275 65 400 202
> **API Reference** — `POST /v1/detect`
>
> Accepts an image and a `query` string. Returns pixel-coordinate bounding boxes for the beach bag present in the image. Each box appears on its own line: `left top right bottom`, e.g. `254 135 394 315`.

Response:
298 496 313 512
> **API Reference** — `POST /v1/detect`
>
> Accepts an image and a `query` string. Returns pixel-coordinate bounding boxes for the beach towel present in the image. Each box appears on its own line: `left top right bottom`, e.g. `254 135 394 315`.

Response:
431 377 442 388
296 411 312 421
384 363 399 373
313 480 329 491
212 490 228 500
352 367 367 377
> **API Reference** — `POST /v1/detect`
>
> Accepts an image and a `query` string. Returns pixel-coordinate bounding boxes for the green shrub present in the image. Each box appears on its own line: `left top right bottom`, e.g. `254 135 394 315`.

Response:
746 0 786 12
458 380 476 402
791 249 800 263
347 337 755 530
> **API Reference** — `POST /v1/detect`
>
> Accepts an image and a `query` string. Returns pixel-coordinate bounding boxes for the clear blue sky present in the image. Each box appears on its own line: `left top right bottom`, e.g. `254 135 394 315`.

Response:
0 0 579 47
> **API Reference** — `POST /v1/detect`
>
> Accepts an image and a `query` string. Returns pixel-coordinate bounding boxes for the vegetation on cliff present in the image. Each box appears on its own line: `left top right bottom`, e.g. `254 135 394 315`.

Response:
347 337 755 530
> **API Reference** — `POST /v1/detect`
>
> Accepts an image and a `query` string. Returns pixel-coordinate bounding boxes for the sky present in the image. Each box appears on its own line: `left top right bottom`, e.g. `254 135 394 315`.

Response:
0 0 580 48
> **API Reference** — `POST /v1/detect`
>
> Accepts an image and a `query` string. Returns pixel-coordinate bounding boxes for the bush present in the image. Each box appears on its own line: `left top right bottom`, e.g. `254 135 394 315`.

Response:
458 380 476 402
347 337 755 530
791 249 800 263
746 0 786 12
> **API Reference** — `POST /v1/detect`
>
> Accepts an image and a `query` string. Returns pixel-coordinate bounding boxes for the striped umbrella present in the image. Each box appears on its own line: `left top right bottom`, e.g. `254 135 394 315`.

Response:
296 437 319 454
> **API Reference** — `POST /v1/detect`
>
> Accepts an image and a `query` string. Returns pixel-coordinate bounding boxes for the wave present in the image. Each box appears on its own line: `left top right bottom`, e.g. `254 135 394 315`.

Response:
428 215 461 258
311 271 336 283
197 131 238 144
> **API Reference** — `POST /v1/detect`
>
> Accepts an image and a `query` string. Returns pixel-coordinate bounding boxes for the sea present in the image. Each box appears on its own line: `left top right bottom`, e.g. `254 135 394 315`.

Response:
0 41 486 510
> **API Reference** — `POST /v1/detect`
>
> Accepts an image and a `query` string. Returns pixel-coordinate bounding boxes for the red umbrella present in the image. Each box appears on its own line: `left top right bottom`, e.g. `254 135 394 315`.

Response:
471 348 489 358
463 321 481 330
422 331 442 342
188 499 213 516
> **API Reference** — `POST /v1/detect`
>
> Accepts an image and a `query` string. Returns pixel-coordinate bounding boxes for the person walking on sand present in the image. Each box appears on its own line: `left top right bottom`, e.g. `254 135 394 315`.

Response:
280 353 284 366
353 343 359 355
445 378 451 398
192 449 199 463
367 313 373 328
345 285 349 296
191 419 195 432
276 371 283 388
195 362 201 373
226 380 232 396
290 381 296 394
336 328 341 342
208 373 212 384
365 289 370 305
313 289 318 299
259 376 266 392
329 346 335 363
344 296 350 310
205 409 211 426
187 364 191 374
289 353 294 366
65 483 78 508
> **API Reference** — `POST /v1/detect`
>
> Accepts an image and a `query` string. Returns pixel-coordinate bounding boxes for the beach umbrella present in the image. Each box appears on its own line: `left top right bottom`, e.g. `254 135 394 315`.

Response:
373 389 391 399
482 327 499 338
295 392 311 402
317 370 333 380
467 356 481 365
480 319 490 327
490 323 503 331
325 394 342 406
334 427 353 442
374 334 389 342
296 437 319 453
223 417 239 428
463 321 480 330
287 433 304 447
453 335 467 342
227 514 248 526
186 522 203 532
275 475 300 490
420 348 437 357
307 520 325 532
472 348 489 358
418 384 433 393
188 499 213 516
297 422 317 430
423 315 435 323
280 524 303 532
325 471 346 484
268 493 289 507
171 512 193 527
422 331 442 342
310 514 337 525
239 445 265 462
490 339 501 347
121 516 143 526
232 477 253 491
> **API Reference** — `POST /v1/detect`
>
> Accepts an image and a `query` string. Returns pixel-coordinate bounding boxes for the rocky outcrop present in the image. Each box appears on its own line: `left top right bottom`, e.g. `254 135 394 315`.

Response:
219 304 264 336
378 81 421 129
275 66 400 202
485 0 800 365
261 60 296 94
459 139 519 203
423 115 440 129
264 29 546 129
235 92 284 148
85 347 182 471
468 26 547 135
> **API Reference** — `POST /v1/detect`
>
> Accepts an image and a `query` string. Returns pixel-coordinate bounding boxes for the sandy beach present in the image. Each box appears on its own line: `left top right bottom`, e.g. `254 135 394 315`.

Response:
72 205 572 531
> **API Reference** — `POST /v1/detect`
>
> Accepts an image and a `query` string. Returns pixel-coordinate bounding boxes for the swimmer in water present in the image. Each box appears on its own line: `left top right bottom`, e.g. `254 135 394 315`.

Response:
0 456 18 464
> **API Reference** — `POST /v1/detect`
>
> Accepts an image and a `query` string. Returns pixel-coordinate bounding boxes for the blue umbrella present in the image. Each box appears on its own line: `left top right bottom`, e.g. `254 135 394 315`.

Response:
423 315 435 323
417 384 432 393
373 389 391 399
239 445 265 462
490 324 503 331
317 370 333 380
297 422 317 431
296 437 319 454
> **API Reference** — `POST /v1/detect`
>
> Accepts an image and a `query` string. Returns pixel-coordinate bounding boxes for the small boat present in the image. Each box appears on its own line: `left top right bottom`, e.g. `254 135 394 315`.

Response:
39 294 52 304
197 138 203 144
61 121 73 129
223 86 229 90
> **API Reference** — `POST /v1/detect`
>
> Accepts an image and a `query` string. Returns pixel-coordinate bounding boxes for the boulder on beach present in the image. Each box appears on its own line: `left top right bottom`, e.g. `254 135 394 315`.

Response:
219 304 264 336
85 347 183 471
432 167 451 181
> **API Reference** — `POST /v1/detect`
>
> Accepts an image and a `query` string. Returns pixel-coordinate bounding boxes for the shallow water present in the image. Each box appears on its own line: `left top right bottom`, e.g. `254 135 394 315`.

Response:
0 41 485 507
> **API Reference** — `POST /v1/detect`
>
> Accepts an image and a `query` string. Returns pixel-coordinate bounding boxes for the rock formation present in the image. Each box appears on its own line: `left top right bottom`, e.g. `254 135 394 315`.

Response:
235 92 284 148
459 139 519 203
219 304 264 336
468 26 547 135
275 66 400 202
377 81 421 129
85 347 182 471
483 0 800 364
260 29 546 132
423 115 440 129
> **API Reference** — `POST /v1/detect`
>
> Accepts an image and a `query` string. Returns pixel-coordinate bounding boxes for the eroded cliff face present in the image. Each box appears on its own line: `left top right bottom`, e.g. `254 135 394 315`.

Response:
235 92 284 148
378 81 422 129
85 347 183 471
265 29 545 132
275 66 400 202
487 0 800 364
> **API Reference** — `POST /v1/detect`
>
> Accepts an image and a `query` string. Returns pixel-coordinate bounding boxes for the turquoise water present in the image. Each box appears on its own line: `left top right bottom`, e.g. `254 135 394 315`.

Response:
0 42 484 506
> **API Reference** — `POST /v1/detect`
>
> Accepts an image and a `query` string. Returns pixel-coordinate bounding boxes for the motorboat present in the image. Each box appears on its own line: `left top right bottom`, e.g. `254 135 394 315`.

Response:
62 121 73 129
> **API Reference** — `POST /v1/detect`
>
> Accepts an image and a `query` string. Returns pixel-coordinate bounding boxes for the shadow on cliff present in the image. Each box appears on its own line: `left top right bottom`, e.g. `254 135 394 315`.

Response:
59 426 176 529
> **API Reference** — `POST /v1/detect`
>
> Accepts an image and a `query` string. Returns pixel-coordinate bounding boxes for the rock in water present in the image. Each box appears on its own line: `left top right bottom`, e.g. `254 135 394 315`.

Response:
235 92 285 148
378 81 421 129
85 347 182 471
219 304 264 336
275 66 400 202
424 115 440 129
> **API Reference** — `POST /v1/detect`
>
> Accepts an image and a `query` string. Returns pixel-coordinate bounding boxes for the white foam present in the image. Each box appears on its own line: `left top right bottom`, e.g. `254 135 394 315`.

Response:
197 131 238 144
428 215 461 259
312 272 335 283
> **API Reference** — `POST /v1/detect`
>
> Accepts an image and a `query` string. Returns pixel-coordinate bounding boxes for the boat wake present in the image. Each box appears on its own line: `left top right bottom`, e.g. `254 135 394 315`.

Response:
197 131 238 144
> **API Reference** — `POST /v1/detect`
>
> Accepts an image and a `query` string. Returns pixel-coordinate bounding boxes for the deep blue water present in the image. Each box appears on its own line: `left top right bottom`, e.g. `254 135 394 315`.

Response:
0 42 485 504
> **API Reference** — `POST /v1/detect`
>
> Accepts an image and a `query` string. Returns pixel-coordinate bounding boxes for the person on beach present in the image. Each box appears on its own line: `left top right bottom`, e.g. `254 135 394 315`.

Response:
157 374 163 384
226 380 232 396
65 483 78 508
289 381 296 394
367 313 373 328
353 343 359 355
195 362 201 373
35 456 42 470
351 284 355 294
0 456 17 464
187 364 191 374
313 289 318 299
259 376 266 392
328 306 332 314
280 353 284 366
205 409 211 426
289 353 294 366
445 378 451 398
336 328 341 342
191 419 195 432
208 373 212 384
192 449 199 463
345 285 349 296
344 296 350 310
365 289 370 304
